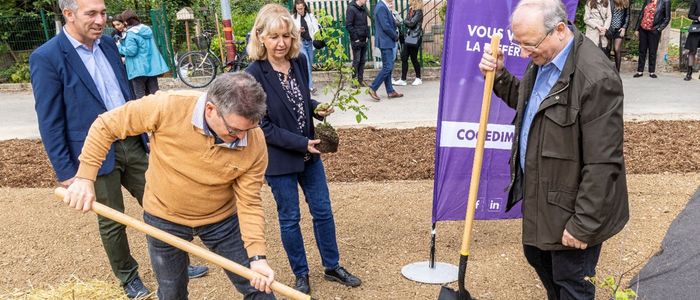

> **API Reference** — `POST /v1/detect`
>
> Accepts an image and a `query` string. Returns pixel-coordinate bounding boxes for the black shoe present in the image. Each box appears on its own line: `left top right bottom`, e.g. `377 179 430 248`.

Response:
294 275 310 294
633 72 643 78
649 73 658 78
685 70 693 81
324 266 362 287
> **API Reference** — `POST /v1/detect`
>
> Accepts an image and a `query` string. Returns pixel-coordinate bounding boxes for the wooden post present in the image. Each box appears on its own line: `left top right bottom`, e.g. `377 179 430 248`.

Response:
185 20 192 53
215 12 225 65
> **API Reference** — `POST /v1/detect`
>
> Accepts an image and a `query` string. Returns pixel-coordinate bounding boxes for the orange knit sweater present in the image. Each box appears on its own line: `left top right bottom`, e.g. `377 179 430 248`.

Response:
76 90 268 256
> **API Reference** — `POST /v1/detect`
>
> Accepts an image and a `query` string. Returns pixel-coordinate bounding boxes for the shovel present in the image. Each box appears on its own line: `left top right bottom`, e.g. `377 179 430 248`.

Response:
438 33 502 300
53 187 311 300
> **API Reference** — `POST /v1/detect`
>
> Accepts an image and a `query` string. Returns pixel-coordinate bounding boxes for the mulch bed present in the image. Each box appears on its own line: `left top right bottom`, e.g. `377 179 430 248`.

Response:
1 120 699 188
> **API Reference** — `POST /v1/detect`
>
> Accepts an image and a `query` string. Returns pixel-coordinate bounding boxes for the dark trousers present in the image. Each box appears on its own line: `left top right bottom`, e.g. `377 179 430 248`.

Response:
400 44 421 80
94 136 148 285
144 212 275 300
523 244 602 300
351 42 368 83
637 29 661 73
131 76 159 99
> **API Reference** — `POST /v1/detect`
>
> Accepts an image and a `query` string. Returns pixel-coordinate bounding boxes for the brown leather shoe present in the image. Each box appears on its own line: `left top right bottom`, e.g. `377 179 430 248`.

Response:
368 89 380 101
388 91 404 98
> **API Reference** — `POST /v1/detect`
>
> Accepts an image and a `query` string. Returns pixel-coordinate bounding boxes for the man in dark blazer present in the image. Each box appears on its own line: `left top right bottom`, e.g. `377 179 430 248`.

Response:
29 0 206 297
368 0 403 101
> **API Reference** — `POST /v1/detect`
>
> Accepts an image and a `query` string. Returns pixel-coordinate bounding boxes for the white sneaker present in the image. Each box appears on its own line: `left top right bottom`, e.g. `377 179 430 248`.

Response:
411 78 423 86
393 79 407 86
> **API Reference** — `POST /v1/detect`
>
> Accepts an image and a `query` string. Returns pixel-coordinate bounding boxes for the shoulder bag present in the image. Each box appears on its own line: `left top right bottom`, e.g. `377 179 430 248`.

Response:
688 23 700 33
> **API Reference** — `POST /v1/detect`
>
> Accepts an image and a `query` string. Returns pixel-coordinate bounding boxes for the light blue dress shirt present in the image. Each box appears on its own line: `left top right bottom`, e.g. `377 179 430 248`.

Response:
519 38 574 172
64 28 126 111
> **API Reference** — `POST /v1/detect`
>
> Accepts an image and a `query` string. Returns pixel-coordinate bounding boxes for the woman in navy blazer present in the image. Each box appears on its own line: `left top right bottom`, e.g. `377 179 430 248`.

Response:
245 4 362 295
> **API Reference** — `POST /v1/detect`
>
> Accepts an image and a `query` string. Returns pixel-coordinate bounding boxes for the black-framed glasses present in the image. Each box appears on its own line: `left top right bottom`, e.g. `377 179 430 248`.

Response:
511 27 555 52
212 105 258 138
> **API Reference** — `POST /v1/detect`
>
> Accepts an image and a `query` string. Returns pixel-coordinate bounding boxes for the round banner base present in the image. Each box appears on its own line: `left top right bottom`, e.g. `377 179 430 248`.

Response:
401 261 458 284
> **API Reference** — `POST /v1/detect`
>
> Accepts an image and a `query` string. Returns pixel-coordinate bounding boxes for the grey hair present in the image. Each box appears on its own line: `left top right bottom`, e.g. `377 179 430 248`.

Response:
512 0 568 33
207 72 267 122
59 0 78 11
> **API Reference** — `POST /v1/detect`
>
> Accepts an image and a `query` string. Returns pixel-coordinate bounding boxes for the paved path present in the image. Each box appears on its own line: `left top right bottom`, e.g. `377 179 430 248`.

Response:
2 72 699 140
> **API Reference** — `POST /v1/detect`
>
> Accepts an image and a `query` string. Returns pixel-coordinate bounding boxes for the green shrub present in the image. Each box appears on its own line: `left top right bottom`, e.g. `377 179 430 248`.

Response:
671 16 692 30
0 53 30 83
421 52 441 67
587 275 637 300
624 38 640 57
232 13 256 39
10 62 30 83
438 0 447 22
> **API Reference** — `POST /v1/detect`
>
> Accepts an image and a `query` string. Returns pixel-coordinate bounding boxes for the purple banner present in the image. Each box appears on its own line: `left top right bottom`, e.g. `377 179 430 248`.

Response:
432 0 578 222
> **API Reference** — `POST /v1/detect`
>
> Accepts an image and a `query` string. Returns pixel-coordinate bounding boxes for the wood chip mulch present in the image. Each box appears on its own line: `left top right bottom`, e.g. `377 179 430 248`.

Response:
1 120 698 188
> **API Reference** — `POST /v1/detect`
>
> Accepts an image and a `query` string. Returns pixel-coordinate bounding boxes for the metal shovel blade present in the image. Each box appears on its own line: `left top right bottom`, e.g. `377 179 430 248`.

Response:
437 255 474 300
438 285 473 300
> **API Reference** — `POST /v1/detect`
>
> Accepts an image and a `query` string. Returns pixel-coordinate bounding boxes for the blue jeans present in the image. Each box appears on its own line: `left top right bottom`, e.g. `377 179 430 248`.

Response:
265 159 340 277
370 48 396 93
300 39 315 89
144 212 275 300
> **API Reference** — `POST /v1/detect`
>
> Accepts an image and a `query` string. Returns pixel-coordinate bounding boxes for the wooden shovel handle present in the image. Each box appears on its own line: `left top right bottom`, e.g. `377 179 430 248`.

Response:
460 33 502 256
54 187 310 300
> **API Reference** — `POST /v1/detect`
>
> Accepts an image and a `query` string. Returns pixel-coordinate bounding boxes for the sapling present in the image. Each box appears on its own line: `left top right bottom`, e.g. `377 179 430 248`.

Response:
312 10 368 153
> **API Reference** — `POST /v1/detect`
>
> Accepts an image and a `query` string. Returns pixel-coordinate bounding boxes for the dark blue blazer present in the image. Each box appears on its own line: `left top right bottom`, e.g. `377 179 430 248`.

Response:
30 31 143 181
373 0 398 49
246 54 322 176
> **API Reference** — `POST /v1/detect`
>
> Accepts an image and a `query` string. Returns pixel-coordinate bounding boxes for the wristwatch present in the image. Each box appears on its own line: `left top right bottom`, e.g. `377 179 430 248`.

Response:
249 255 267 262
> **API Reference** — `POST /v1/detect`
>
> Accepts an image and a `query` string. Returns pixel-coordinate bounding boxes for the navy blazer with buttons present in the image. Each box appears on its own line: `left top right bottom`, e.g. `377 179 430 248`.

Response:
246 54 323 176
30 31 145 181
373 0 398 49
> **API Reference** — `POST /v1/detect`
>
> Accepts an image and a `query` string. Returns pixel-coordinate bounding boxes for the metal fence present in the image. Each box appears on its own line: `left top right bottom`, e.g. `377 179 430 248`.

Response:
288 0 446 65
4 1 446 72
0 11 52 52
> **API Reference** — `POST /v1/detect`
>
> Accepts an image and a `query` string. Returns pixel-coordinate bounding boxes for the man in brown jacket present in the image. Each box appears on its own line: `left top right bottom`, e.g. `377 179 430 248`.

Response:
61 73 276 299
479 0 629 299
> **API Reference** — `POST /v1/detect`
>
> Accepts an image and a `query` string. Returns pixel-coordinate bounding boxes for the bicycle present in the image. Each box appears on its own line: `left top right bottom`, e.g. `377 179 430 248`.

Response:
177 30 249 88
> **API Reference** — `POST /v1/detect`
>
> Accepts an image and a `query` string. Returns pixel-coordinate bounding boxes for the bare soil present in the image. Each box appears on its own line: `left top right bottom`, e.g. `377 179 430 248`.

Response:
2 120 699 188
1 121 699 299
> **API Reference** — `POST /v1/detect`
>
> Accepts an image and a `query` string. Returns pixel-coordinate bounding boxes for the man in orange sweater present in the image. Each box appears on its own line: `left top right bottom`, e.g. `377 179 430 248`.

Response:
61 72 276 299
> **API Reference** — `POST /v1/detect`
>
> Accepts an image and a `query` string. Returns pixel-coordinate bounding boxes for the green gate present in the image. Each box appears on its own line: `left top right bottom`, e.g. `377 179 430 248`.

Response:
287 0 411 61
150 5 176 78
285 0 444 67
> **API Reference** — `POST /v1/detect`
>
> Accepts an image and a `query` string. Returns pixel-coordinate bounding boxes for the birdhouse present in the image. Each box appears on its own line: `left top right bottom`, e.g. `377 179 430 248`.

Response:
176 7 194 21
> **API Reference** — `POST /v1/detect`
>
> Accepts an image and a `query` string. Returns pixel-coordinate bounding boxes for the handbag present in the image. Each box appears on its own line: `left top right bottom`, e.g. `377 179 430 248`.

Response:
605 28 615 40
312 39 326 50
404 35 419 46
312 24 327 50
689 23 700 33
404 29 420 46
598 36 611 57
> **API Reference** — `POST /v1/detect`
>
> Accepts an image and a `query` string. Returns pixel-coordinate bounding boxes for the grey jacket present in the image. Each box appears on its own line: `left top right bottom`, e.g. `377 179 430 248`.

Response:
493 27 629 251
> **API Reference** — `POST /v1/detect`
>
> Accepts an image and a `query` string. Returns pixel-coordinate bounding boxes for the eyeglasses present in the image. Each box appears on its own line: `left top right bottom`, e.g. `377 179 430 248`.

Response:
213 105 258 138
511 27 555 52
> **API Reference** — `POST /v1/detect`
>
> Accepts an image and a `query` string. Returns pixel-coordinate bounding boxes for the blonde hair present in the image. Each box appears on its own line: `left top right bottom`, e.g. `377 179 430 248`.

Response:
410 0 424 10
613 0 629 8
247 4 301 61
